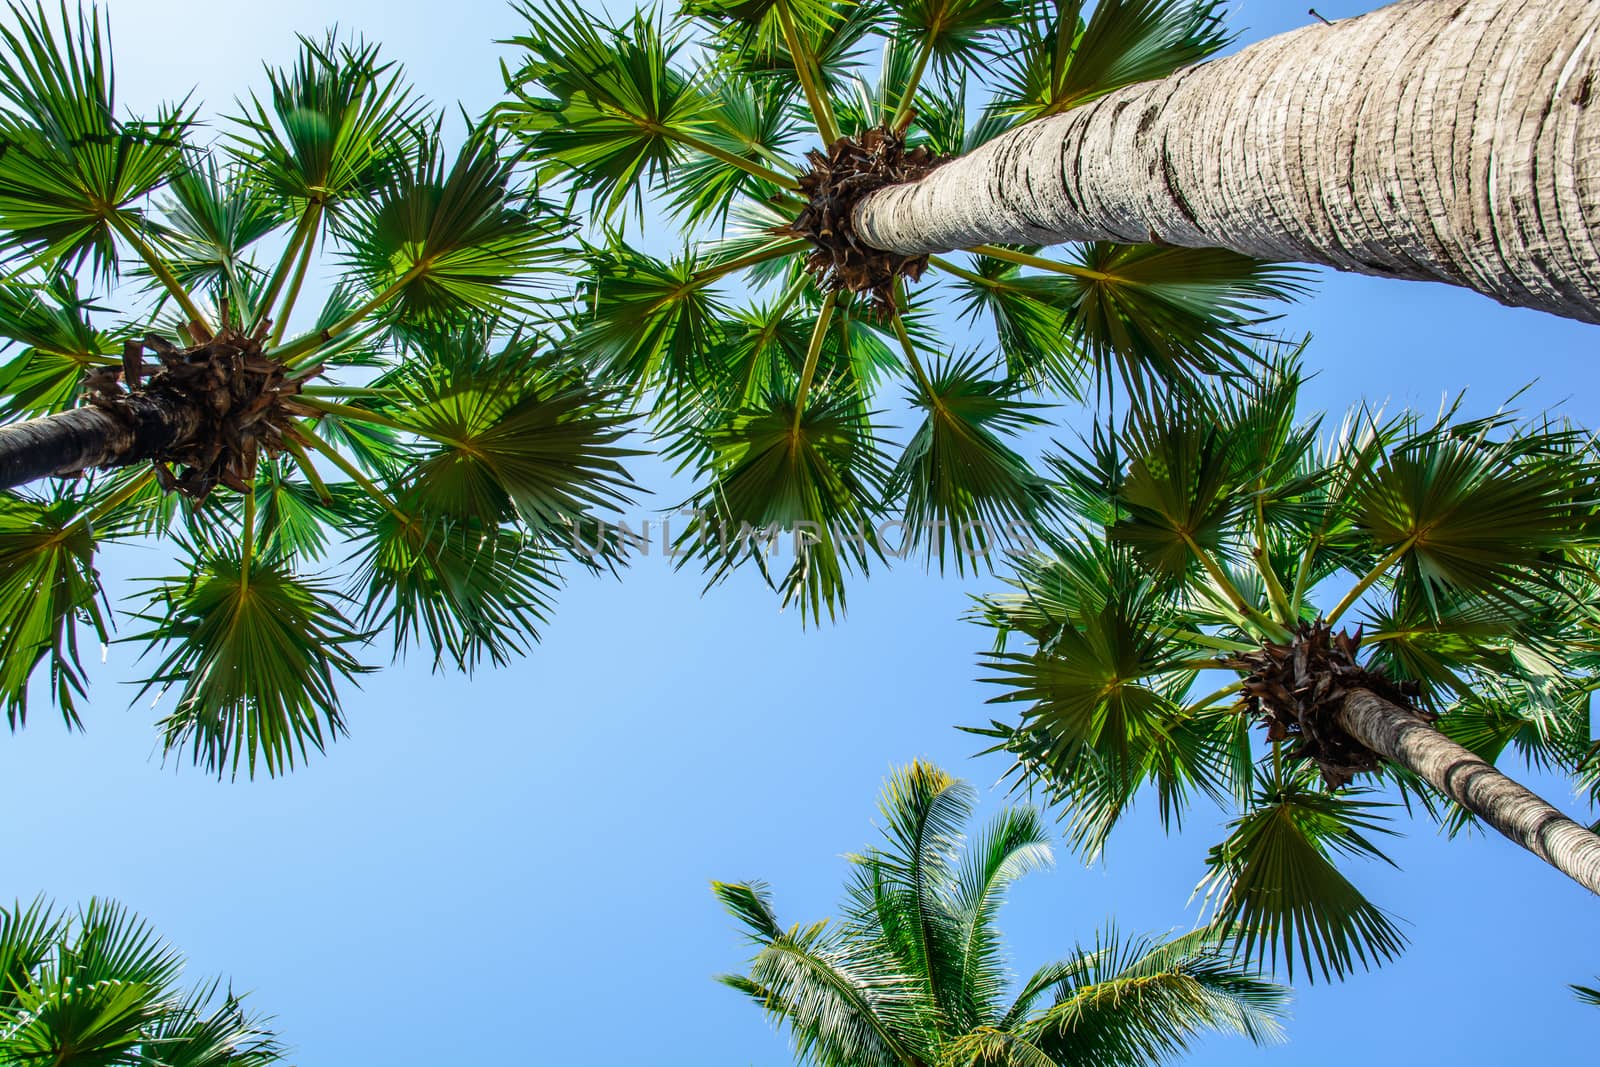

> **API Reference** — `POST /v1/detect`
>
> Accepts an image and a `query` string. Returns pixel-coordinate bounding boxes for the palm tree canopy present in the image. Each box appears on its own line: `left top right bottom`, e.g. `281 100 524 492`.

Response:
0 3 641 776
715 760 1288 1066
0 896 285 1066
972 354 1600 981
494 0 1310 622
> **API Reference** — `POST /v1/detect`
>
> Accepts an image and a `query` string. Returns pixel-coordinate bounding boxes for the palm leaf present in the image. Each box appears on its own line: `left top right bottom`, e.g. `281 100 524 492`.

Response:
1198 777 1407 983
336 127 570 330
501 0 714 219
132 543 373 779
678 386 891 623
888 352 1055 573
228 30 426 219
0 1 190 276
0 489 107 730
997 0 1231 120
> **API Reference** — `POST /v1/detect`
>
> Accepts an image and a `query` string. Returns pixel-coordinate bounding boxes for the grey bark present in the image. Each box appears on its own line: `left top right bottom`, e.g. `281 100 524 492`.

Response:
0 396 202 490
854 0 1600 324
1339 687 1600 895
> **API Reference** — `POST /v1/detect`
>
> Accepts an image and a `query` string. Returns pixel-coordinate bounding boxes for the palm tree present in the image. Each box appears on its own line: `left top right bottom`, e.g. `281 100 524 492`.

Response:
1575 980 1600 1007
0 5 639 774
496 0 1308 622
847 0 1600 325
0 896 285 1066
971 356 1600 983
714 760 1289 1066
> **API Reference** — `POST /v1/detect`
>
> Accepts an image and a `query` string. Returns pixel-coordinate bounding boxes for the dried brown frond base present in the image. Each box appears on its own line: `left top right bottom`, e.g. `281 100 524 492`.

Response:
82 317 318 502
1223 620 1431 789
776 126 945 314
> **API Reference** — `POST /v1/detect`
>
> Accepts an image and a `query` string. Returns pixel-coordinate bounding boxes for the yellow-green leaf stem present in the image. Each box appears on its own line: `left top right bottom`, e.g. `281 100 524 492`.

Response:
271 262 428 365
972 244 1111 282
890 280 937 400
282 437 334 505
240 485 256 593
109 214 211 333
253 203 320 333
1325 538 1415 627
1255 495 1294 623
296 424 407 523
893 37 936 130
268 203 323 347
294 395 473 452
691 238 810 285
776 1 841 145
792 290 838 431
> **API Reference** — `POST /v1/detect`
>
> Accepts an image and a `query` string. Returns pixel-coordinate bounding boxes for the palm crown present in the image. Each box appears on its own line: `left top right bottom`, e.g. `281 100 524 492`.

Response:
494 0 1308 622
715 760 1288 1066
972 356 1600 981
0 897 284 1066
0 4 640 775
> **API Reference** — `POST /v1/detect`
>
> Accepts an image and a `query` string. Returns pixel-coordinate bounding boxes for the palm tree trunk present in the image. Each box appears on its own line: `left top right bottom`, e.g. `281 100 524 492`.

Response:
1339 687 1600 894
854 0 1600 323
0 397 202 490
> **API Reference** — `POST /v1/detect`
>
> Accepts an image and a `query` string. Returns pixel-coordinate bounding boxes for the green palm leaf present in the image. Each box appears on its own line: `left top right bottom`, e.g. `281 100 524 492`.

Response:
334 128 570 330
132 544 373 779
1020 926 1287 1064
228 31 426 219
0 2 190 276
0 489 107 730
353 509 561 673
386 333 640 533
502 0 714 219
570 242 729 395
679 386 891 623
997 0 1231 119
1054 243 1307 400
1199 777 1406 983
0 274 118 418
888 352 1055 572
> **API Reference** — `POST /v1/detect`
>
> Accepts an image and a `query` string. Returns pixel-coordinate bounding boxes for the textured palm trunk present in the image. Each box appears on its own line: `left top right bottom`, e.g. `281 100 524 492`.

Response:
854 0 1600 323
0 396 202 490
1340 688 1600 894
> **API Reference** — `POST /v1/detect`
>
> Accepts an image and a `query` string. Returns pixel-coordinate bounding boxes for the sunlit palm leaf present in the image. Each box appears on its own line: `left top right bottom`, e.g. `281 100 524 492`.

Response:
997 0 1231 119
1199 778 1406 983
133 544 373 779
679 387 891 623
0 2 190 276
337 128 569 329
0 274 118 418
228 30 426 219
0 489 107 730
888 352 1055 572
502 0 714 219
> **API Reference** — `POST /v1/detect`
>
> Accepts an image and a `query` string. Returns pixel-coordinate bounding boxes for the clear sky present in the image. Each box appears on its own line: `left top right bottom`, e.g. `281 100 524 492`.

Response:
3 2 1598 1065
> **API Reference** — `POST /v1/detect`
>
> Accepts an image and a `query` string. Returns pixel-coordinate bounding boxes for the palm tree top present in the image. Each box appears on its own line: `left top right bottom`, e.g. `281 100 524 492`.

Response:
972 356 1600 980
0 2 641 776
494 0 1310 622
715 760 1289 1066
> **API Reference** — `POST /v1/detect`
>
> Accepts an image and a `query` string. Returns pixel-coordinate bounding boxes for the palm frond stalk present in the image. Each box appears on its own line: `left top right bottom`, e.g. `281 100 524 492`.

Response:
716 760 1289 1067
851 0 1600 324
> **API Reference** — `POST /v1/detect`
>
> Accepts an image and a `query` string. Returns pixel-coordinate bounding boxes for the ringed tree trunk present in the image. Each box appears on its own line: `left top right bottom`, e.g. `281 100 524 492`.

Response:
853 0 1600 324
1339 688 1600 894
0 397 203 490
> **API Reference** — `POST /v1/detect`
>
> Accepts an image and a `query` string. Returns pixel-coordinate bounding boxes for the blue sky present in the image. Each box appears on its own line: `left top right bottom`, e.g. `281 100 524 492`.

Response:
3 1 1599 1065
